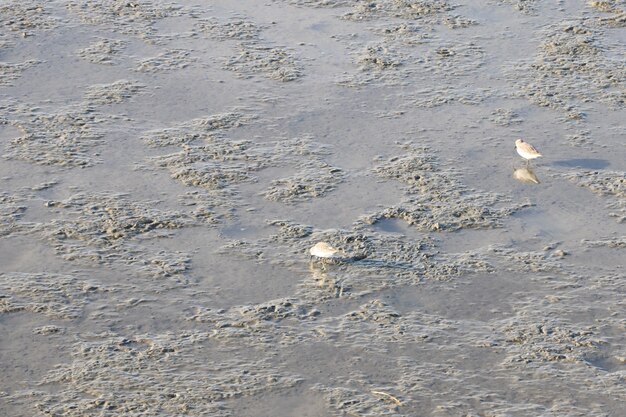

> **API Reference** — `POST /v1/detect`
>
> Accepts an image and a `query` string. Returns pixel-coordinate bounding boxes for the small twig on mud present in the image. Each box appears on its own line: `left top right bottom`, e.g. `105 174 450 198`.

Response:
371 390 403 406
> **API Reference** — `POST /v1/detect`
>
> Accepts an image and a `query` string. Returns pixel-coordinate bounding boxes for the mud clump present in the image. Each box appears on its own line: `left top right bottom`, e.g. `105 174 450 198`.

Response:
582 236 626 248
36 193 195 279
0 1 59 35
264 162 344 204
149 132 339 204
342 0 452 21
358 44 403 70
314 2 480 88
30 333 303 416
224 44 302 81
33 325 63 335
84 80 146 105
360 201 519 233
152 142 266 190
3 104 115 167
313 384 404 416
338 42 409 87
564 169 625 222
424 42 485 77
441 14 477 29
195 18 262 41
490 108 524 126
509 21 626 118
410 86 492 107
0 193 27 237
142 112 255 148
589 0 626 19
188 297 317 343
564 169 625 198
498 318 599 363
281 0 353 7
375 23 431 45
66 0 187 41
136 49 196 72
178 189 240 225
0 272 105 319
496 0 539 14
0 60 41 86
364 144 530 232
317 299 454 349
486 246 564 273
75 38 127 65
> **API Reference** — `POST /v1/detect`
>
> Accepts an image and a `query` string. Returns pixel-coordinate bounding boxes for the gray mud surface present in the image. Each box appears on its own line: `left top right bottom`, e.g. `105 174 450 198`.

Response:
1 1 624 416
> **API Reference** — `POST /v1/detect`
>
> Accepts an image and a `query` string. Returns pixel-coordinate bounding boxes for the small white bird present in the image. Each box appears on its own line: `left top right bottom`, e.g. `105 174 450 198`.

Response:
309 242 340 259
515 139 542 164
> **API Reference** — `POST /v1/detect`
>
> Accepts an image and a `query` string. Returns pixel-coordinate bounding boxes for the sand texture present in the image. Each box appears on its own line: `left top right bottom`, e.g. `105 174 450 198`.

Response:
1 1 625 416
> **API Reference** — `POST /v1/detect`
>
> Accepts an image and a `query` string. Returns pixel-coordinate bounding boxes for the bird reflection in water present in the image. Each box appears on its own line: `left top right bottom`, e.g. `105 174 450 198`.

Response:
308 264 346 298
513 167 540 184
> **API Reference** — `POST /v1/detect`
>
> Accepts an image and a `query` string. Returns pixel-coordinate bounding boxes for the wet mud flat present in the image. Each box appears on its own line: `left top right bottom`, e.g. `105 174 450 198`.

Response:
0 1 625 416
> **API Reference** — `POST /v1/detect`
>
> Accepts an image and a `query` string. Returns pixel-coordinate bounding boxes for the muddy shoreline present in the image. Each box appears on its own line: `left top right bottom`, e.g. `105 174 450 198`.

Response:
1 1 624 416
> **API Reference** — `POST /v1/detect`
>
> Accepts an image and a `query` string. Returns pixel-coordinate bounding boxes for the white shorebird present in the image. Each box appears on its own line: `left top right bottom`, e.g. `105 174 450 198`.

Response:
515 139 542 165
309 242 340 260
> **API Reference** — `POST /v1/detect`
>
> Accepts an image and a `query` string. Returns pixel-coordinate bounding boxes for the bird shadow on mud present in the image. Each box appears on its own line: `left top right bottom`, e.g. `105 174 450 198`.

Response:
552 159 610 170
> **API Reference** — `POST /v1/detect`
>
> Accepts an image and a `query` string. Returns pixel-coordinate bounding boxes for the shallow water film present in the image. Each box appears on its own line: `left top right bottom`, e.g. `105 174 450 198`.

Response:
1 1 625 416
